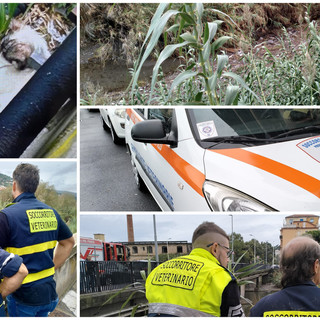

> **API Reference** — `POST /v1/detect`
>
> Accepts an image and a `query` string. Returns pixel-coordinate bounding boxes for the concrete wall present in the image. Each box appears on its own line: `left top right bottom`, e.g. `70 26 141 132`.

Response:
54 233 77 298
80 286 147 317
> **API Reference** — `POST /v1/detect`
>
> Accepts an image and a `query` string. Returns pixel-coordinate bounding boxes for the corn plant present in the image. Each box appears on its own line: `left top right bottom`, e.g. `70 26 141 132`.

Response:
0 3 18 38
129 3 259 105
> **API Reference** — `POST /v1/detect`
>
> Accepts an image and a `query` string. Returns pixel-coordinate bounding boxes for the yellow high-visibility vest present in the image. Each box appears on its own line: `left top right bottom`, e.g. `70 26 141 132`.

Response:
146 248 234 317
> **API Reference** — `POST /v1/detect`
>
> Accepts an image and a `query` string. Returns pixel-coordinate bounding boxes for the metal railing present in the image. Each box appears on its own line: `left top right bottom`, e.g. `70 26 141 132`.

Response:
80 260 158 294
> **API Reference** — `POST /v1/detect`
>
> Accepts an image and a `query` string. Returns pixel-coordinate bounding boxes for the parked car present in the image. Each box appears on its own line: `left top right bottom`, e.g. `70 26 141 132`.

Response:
100 108 126 144
125 108 320 211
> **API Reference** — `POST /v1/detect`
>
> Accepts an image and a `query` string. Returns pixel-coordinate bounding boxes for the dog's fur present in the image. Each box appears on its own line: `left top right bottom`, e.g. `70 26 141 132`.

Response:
0 19 50 112
1 19 50 70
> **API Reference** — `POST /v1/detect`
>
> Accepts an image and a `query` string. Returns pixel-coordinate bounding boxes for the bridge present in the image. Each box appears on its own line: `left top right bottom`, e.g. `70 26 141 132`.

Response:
237 266 274 297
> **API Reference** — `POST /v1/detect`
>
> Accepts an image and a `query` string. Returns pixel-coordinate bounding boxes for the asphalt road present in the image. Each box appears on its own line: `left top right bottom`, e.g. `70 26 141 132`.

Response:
80 109 160 211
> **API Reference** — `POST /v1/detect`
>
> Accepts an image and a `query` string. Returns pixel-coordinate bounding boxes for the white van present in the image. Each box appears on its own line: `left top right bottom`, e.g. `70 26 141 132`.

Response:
125 108 320 211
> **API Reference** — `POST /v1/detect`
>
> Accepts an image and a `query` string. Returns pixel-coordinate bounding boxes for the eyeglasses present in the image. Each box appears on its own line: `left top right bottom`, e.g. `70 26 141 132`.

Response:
207 242 233 258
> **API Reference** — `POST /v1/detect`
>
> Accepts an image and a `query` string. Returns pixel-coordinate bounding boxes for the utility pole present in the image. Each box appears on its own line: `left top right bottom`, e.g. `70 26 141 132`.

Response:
250 234 256 264
153 215 159 264
229 215 234 264
265 242 268 265
167 238 171 261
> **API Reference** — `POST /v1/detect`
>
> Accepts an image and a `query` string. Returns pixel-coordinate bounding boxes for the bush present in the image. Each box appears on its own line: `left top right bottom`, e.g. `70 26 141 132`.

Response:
240 15 320 105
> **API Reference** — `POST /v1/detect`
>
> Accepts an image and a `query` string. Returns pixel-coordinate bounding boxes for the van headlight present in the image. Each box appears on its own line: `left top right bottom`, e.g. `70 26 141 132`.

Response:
203 181 274 212
115 108 126 118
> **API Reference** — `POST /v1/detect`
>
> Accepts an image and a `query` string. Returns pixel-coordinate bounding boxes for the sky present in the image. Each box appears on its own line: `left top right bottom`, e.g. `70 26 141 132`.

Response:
0 160 77 193
80 213 292 246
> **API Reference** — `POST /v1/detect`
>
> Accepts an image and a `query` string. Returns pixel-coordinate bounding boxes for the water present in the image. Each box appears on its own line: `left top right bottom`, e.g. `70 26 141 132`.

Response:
243 290 275 316
80 57 181 92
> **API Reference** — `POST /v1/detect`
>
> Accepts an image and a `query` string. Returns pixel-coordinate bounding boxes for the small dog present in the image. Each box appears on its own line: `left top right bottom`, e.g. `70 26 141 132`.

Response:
0 19 50 111
1 19 50 70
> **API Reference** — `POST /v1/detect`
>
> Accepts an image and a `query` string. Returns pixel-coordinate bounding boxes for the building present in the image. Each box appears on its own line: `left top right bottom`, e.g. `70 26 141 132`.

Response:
122 241 192 261
280 214 319 249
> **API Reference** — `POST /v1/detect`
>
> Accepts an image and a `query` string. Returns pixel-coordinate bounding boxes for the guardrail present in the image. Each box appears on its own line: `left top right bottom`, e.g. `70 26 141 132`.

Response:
80 261 158 294
55 235 77 298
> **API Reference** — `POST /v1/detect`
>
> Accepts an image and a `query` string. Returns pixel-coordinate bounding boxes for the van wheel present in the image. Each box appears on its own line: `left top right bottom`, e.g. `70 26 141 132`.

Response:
110 122 122 145
131 155 146 191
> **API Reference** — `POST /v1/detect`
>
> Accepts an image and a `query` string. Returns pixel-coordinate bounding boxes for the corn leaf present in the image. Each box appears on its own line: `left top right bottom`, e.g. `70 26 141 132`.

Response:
224 85 240 105
179 12 196 25
203 22 218 61
130 9 180 99
196 3 204 21
208 72 218 93
180 32 197 43
217 54 229 76
166 23 180 33
211 36 232 53
149 41 189 104
168 70 198 99
223 71 261 102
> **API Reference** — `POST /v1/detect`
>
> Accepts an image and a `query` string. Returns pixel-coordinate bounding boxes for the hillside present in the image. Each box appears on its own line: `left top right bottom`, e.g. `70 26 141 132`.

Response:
0 173 13 188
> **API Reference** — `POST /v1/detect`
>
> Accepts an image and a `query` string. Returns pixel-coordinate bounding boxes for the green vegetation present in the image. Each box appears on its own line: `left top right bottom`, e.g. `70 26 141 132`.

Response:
0 182 77 233
240 15 320 105
0 3 18 38
230 233 278 264
305 230 320 243
129 3 256 105
81 3 320 106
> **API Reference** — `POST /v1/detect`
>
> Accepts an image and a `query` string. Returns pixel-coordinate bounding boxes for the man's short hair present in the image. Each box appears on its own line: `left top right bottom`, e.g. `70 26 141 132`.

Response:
13 163 40 193
192 221 229 245
281 236 320 287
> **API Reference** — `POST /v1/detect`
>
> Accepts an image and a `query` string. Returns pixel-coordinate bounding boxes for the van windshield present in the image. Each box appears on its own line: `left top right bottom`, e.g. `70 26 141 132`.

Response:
187 109 320 149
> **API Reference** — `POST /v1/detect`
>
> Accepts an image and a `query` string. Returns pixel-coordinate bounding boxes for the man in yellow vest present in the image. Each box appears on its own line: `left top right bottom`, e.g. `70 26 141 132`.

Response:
145 221 244 317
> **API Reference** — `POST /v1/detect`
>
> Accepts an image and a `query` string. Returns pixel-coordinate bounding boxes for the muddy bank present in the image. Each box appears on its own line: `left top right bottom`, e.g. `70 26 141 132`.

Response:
80 44 181 93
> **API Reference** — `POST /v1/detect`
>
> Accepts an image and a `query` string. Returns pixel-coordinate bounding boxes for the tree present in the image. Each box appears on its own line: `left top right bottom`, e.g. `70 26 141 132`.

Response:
231 232 251 263
0 186 12 208
305 230 320 243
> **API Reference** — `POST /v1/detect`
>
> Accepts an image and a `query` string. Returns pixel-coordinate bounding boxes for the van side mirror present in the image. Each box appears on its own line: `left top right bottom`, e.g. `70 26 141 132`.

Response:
131 119 177 147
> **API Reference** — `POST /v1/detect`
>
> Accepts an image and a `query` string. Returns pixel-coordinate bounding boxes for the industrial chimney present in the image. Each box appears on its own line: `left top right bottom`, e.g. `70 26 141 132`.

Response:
127 214 135 242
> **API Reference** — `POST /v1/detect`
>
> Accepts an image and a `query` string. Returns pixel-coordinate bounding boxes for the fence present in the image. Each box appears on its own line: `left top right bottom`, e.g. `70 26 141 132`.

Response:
80 260 158 294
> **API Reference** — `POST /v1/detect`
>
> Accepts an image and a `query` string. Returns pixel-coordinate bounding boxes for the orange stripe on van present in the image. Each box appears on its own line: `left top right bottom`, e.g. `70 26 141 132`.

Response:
127 109 205 197
127 108 142 124
211 148 320 198
152 144 205 197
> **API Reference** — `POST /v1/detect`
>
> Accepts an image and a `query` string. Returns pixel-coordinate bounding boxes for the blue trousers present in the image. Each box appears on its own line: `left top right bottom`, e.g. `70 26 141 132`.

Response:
6 294 58 317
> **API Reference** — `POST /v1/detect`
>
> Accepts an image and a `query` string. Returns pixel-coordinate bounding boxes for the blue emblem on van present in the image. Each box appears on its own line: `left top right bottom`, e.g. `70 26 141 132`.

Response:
131 144 174 210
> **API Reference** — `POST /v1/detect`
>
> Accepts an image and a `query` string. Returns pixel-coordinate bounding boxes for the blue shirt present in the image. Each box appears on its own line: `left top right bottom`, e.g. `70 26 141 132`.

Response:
0 193 73 305
250 281 320 316
0 249 23 316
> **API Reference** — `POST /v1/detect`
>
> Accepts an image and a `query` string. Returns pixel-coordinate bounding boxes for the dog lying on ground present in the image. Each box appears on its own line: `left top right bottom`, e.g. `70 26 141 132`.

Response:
0 19 50 112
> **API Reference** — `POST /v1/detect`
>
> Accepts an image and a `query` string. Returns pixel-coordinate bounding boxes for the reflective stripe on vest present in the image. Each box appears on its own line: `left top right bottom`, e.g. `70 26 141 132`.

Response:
5 240 57 256
264 311 320 317
22 266 55 284
149 303 214 317
5 241 57 284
